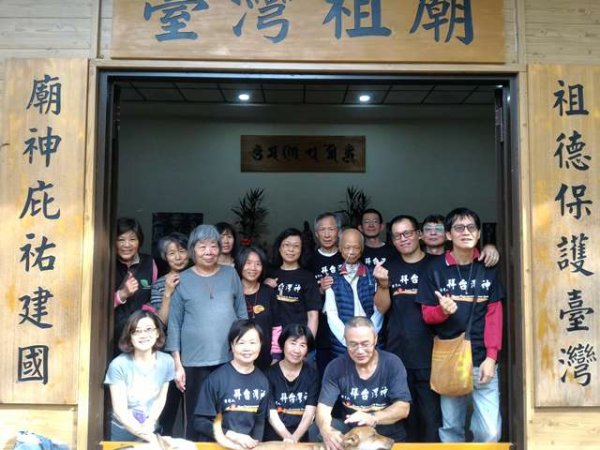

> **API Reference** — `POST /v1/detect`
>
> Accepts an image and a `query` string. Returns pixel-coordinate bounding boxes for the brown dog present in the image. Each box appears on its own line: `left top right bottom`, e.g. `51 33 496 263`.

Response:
213 414 394 450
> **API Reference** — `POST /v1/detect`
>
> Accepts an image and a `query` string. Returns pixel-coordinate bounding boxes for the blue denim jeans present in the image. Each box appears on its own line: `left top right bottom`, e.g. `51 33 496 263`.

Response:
439 366 501 442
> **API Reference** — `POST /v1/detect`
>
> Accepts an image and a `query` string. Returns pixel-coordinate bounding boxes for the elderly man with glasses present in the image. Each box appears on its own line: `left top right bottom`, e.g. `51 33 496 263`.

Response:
316 317 411 450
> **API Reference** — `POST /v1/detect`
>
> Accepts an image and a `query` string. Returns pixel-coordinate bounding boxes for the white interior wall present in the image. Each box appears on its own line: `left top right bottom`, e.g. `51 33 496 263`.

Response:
117 109 497 253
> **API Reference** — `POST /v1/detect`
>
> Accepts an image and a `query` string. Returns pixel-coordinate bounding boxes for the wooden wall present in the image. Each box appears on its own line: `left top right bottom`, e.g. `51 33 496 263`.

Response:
0 0 599 449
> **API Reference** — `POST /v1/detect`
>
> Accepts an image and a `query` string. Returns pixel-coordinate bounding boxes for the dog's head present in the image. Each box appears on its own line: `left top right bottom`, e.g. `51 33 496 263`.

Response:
341 426 394 450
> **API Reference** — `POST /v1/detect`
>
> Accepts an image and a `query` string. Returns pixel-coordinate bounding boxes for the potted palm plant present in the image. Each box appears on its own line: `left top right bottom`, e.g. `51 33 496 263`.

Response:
231 188 268 246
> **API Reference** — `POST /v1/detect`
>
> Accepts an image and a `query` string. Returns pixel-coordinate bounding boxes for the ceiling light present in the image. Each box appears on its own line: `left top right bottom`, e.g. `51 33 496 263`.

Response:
238 93 250 101
359 94 371 103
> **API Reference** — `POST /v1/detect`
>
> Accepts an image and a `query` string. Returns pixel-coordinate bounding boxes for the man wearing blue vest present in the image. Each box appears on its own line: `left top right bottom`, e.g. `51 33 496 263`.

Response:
323 228 384 356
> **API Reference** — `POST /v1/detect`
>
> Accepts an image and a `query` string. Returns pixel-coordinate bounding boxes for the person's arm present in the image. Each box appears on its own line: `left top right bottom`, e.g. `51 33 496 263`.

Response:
323 289 345 345
233 271 249 319
146 381 170 426
290 405 317 442
316 403 344 450
109 384 156 442
193 415 216 439
114 272 139 308
373 262 391 314
344 400 410 427
307 310 318 339
250 392 268 442
480 301 503 384
268 409 294 441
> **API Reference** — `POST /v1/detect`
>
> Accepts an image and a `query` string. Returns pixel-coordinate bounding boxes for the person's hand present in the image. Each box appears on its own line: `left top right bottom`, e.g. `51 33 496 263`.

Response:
264 277 278 289
344 411 376 427
479 244 499 267
435 291 457 315
322 428 344 450
479 357 496 385
174 366 186 392
164 272 180 297
225 430 258 449
319 275 334 293
135 422 158 443
120 272 139 300
373 261 389 288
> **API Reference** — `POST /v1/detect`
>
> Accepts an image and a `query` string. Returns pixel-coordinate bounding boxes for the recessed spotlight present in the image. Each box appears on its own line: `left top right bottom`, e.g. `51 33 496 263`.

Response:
359 94 371 103
496 84 503 88
238 93 250 101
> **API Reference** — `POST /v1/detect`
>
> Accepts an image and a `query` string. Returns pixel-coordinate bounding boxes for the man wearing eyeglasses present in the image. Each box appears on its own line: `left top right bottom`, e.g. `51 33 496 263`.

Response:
316 317 411 450
373 214 441 442
421 213 500 266
416 207 504 443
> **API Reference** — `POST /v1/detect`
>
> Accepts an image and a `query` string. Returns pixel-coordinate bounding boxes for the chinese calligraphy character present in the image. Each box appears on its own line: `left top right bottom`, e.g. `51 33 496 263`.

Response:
232 0 292 43
553 80 589 116
19 180 61 220
267 145 279 160
410 0 473 44
555 184 592 219
305 146 319 161
559 289 594 332
282 145 299 160
144 0 208 41
559 343 596 387
556 234 594 277
342 144 356 163
19 233 56 272
19 287 54 329
23 127 62 168
252 144 264 160
18 345 49 384
26 75 61 115
323 0 391 40
325 144 338 162
554 130 590 171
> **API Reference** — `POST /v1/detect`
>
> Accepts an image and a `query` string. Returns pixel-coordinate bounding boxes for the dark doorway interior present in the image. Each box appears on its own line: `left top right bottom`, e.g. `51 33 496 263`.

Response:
95 71 523 447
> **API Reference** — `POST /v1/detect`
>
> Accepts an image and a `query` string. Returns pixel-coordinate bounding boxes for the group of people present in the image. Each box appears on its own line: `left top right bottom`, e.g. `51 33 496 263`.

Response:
105 207 505 448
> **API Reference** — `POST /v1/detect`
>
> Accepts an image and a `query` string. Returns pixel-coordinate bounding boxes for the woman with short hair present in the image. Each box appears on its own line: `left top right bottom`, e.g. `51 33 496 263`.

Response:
104 310 174 443
165 224 247 440
215 222 238 266
265 324 320 443
235 245 281 370
194 319 270 448
113 217 157 353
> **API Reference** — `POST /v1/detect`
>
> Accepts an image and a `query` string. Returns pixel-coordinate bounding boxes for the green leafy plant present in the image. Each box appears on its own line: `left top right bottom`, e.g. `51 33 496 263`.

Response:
231 188 268 244
337 186 371 228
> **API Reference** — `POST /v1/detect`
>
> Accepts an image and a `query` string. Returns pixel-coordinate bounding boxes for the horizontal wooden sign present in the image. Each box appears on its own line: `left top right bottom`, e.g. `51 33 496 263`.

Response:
112 0 505 63
529 64 599 407
241 135 365 172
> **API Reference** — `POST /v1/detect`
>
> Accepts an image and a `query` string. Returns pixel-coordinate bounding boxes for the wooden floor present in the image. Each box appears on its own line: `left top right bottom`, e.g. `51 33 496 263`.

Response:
101 443 514 450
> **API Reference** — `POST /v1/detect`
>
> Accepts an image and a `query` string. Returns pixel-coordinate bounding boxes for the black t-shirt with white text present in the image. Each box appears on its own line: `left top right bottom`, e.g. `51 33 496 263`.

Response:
319 351 412 442
384 252 436 369
416 257 505 366
264 363 320 441
245 284 280 370
272 267 321 328
194 363 269 440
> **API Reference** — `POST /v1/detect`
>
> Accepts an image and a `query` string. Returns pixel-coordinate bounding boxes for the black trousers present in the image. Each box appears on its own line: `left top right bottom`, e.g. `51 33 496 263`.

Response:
158 379 183 436
405 367 442 442
183 365 220 441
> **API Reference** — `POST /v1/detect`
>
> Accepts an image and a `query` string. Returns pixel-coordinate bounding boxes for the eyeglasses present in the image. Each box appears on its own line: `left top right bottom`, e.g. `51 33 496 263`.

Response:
347 342 375 351
423 224 445 233
132 327 157 336
391 230 417 241
362 219 380 225
451 224 478 233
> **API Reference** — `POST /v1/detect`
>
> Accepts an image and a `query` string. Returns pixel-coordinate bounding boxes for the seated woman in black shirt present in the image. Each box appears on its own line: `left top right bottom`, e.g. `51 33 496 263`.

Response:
193 320 269 448
265 324 320 443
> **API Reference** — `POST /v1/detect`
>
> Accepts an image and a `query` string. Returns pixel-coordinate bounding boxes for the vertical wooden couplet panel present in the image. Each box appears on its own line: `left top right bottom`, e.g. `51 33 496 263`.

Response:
528 64 599 406
0 59 88 405
111 0 505 63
